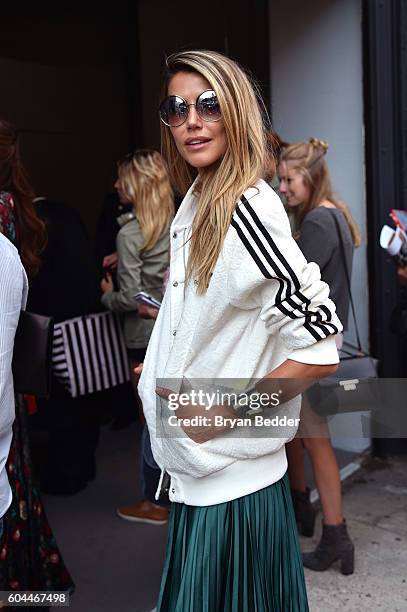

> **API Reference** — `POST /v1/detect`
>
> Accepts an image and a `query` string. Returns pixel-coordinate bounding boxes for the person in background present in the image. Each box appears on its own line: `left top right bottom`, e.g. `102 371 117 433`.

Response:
95 191 132 277
266 130 288 186
94 191 136 430
0 233 27 543
0 119 74 595
27 197 100 495
279 138 361 574
101 150 173 525
138 50 341 611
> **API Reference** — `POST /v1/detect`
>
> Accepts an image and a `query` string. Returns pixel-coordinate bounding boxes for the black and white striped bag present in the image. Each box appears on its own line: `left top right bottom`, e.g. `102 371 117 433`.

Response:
52 311 130 397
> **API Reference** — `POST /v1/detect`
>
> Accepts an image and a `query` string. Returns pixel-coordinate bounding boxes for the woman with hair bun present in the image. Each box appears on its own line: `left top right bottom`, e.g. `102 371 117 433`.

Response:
279 138 361 575
138 50 344 611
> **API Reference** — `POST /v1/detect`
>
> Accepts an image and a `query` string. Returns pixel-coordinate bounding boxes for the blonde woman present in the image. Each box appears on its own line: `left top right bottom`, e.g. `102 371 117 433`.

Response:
101 149 174 524
279 139 361 574
135 50 344 611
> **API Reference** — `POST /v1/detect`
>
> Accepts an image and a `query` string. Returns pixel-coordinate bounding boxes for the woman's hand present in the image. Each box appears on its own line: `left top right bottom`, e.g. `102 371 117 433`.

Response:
134 363 143 376
103 252 118 270
100 272 114 294
156 386 234 444
137 303 159 319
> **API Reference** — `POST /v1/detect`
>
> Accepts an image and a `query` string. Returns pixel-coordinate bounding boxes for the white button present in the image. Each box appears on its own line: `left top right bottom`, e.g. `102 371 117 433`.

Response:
172 232 177 239
173 330 177 336
173 281 178 287
171 487 175 494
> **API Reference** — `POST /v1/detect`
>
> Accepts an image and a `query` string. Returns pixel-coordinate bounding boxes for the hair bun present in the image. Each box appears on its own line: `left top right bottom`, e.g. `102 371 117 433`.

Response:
309 137 328 153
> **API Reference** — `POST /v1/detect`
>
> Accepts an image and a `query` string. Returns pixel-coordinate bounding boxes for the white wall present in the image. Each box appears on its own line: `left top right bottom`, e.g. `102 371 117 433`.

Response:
270 0 369 453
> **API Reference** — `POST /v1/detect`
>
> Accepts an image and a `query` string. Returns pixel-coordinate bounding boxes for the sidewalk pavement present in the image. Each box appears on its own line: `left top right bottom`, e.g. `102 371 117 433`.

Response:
303 455 407 611
42 422 407 611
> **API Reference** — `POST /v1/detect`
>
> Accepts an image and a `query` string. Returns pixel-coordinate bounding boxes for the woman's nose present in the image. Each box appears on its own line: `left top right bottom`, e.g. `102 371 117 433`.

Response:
185 105 202 129
279 180 287 193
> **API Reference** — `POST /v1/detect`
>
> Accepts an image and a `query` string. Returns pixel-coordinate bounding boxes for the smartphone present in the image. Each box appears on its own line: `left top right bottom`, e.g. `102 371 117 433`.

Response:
133 291 161 309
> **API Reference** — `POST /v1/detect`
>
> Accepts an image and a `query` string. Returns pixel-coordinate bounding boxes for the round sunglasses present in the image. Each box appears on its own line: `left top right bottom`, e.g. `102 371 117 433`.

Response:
159 89 221 127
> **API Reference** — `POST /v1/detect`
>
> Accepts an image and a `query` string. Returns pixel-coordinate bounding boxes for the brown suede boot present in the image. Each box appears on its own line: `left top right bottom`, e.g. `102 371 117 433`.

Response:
302 519 354 574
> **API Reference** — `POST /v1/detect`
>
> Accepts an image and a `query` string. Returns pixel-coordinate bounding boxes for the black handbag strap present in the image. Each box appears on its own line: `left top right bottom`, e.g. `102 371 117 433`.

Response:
328 210 363 352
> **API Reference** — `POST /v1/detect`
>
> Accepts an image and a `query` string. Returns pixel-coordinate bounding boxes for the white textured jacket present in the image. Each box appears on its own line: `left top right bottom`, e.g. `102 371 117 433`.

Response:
138 179 341 506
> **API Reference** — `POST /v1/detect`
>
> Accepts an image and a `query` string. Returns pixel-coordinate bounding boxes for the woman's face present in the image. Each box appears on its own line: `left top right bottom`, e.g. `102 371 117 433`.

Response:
278 161 310 207
166 71 228 170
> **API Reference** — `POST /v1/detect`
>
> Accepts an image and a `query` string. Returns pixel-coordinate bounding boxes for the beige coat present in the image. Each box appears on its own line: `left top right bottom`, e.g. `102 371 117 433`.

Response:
102 215 170 349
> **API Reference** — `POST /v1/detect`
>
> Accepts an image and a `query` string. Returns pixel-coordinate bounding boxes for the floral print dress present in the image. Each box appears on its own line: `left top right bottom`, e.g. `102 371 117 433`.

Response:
0 191 75 595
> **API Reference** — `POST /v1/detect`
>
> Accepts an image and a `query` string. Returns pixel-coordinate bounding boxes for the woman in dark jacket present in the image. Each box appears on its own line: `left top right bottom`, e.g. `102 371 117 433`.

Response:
27 197 101 496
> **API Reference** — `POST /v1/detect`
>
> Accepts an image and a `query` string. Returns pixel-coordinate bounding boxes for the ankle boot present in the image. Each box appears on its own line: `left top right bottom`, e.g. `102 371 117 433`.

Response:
302 519 354 574
291 487 316 537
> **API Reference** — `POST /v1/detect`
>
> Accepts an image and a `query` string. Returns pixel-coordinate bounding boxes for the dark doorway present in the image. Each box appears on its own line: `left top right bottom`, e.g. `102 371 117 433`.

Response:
0 2 270 237
137 0 271 147
0 6 139 235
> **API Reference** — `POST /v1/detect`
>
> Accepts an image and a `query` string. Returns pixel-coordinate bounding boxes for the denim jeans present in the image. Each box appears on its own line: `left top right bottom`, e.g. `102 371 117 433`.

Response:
140 426 168 506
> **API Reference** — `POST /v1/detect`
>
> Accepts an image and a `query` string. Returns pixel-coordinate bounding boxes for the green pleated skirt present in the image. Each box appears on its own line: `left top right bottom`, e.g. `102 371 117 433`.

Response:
156 473 309 612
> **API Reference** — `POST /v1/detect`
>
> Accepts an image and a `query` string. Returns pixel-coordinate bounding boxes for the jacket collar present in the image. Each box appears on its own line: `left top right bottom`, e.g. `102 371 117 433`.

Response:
117 210 136 228
171 177 265 232
171 178 199 231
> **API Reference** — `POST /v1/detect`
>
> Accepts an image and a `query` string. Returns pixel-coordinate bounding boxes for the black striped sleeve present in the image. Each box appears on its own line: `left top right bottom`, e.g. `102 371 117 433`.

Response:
231 196 339 340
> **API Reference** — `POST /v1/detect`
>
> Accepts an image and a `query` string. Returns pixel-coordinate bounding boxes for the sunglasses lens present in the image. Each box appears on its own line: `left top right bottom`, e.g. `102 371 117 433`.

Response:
160 96 188 127
197 90 221 122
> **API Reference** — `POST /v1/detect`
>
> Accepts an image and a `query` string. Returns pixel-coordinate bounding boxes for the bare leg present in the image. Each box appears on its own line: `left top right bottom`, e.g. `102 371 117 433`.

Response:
286 393 320 493
286 438 307 491
289 394 343 525
303 436 343 524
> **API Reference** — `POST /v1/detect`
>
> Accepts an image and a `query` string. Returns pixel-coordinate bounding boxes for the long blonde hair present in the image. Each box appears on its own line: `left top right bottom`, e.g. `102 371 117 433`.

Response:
279 138 362 247
117 149 174 251
160 50 271 293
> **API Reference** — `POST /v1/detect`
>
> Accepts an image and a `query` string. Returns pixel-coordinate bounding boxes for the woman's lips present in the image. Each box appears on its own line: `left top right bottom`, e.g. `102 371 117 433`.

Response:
185 138 211 151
